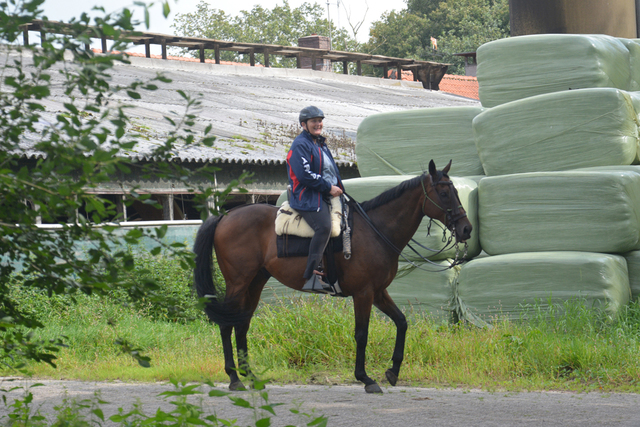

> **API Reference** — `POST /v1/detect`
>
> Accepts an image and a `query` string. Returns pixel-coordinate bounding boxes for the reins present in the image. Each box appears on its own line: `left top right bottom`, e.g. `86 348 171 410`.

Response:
343 174 468 272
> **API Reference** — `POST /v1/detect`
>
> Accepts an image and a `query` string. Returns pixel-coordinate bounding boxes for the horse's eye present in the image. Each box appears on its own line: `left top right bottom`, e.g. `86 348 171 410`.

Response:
440 191 449 198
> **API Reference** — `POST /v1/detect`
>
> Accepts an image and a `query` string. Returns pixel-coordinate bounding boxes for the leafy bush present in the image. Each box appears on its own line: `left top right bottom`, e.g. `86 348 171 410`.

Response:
6 253 219 325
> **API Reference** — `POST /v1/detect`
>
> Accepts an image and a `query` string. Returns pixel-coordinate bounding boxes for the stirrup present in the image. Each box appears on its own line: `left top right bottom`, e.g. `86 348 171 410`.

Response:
302 274 332 294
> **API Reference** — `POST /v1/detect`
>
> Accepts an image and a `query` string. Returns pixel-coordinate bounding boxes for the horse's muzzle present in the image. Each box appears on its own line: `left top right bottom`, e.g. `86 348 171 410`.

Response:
455 221 473 242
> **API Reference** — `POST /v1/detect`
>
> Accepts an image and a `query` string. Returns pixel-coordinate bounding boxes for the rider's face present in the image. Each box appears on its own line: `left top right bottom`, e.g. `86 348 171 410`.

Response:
302 117 324 137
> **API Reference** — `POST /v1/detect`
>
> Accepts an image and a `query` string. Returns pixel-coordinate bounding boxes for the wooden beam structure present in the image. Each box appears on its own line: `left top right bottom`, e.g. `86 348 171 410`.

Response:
20 19 450 88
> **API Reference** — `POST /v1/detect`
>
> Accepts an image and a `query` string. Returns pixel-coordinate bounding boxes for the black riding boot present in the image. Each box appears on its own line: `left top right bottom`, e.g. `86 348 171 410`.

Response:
299 201 332 293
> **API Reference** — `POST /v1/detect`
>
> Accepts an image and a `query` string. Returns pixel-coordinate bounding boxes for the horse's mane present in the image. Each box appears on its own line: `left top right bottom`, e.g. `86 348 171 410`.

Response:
360 173 426 212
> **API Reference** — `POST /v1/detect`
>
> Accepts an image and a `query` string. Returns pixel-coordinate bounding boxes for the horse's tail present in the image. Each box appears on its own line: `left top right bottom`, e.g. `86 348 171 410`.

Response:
193 215 251 327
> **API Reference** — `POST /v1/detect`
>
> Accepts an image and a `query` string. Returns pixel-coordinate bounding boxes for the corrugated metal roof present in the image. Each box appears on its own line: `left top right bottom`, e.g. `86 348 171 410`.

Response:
6 48 480 166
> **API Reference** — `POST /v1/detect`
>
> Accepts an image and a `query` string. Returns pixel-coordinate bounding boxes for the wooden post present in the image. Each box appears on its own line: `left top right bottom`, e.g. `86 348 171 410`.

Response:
264 51 270 67
40 30 46 46
356 60 362 76
163 194 174 220
84 42 90 52
311 56 316 70
214 44 220 64
161 40 167 59
250 51 255 66
383 65 388 79
145 40 151 58
116 195 126 222
206 197 216 218
199 46 205 63
296 54 301 69
396 65 402 80
343 60 348 74
101 35 107 53
23 28 29 46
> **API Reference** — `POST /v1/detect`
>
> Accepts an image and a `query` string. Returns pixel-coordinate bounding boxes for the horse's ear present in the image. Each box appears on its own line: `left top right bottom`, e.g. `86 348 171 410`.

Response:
442 159 452 175
428 159 437 178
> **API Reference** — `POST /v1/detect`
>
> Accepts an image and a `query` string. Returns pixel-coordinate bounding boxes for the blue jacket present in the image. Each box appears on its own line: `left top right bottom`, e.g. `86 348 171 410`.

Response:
286 130 344 212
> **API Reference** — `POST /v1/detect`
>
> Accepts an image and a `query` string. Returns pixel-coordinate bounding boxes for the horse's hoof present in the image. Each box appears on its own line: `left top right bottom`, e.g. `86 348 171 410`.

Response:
364 383 383 394
385 369 398 386
229 380 246 391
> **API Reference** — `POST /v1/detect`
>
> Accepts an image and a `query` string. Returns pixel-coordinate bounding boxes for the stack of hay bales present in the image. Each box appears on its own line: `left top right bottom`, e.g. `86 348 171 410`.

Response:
353 33 640 324
349 108 484 319
459 34 639 325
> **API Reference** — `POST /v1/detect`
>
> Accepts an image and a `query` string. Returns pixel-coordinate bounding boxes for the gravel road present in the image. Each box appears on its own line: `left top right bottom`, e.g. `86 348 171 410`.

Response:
1 379 639 426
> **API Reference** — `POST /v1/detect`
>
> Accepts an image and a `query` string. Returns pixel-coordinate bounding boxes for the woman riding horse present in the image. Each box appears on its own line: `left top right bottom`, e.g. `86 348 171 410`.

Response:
194 121 473 393
286 106 345 293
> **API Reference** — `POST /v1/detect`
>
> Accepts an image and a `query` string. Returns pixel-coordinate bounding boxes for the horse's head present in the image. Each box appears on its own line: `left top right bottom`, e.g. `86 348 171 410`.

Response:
423 159 473 242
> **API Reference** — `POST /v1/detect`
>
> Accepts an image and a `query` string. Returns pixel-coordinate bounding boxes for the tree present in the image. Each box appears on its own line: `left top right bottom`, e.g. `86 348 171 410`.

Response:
171 0 357 68
0 0 246 370
367 10 428 59
429 0 509 64
405 0 442 17
364 0 509 74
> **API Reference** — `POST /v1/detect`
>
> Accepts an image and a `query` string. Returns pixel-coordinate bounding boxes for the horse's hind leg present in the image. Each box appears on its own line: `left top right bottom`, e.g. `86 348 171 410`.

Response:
374 290 407 387
220 325 245 391
232 269 271 388
234 321 253 379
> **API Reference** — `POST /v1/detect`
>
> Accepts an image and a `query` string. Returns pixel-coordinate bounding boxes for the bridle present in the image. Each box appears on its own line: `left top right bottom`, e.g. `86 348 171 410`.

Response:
421 174 468 227
345 173 469 272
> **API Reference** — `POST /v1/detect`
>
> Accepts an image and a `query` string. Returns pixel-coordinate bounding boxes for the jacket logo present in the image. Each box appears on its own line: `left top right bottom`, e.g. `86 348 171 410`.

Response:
302 157 321 180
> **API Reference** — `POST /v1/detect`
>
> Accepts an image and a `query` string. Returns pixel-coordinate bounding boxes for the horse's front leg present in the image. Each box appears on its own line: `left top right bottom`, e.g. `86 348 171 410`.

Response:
353 295 383 393
374 290 407 386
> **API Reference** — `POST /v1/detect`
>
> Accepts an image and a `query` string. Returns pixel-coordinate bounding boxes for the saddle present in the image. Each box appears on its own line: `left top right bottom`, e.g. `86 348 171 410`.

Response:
275 197 343 238
275 196 346 259
275 195 353 297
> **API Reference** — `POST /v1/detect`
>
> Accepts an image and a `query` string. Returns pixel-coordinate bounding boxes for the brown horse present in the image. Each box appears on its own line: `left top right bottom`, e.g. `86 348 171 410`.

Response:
194 160 472 393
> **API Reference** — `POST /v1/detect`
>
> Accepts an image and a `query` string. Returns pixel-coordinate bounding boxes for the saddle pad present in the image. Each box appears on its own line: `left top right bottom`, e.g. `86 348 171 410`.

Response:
275 197 343 238
276 235 344 258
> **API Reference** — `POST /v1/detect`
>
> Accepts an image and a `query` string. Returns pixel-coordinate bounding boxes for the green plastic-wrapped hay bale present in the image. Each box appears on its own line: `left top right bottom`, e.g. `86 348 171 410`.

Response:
455 252 631 326
476 34 631 108
477 170 640 255
388 261 459 319
343 175 481 261
356 107 485 177
472 88 639 177
622 251 640 301
618 38 640 91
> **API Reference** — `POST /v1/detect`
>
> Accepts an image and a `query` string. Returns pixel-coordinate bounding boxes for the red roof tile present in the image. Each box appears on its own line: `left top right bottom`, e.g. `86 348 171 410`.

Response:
439 75 479 100
386 69 479 100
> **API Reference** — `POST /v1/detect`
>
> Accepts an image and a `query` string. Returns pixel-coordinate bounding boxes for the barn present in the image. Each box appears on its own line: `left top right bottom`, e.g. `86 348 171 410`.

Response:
11 44 480 224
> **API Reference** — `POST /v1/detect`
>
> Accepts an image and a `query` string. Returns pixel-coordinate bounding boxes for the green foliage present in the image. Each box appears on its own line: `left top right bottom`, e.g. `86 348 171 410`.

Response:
1 380 329 426
406 0 442 16
7 253 221 327
8 289 640 392
365 0 510 74
0 0 248 372
171 0 357 68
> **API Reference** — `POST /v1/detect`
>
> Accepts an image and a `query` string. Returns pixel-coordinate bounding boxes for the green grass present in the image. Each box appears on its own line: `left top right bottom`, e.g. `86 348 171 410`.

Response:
4 257 640 393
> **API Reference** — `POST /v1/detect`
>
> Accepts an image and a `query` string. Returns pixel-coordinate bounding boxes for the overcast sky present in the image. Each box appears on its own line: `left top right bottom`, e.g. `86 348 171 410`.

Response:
38 0 408 53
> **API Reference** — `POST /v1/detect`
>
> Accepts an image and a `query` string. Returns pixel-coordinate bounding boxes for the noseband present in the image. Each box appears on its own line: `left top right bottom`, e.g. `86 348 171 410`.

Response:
420 175 468 228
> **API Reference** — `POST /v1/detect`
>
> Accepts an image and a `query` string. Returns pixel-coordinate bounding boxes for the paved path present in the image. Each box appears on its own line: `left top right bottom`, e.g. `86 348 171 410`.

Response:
1 379 639 426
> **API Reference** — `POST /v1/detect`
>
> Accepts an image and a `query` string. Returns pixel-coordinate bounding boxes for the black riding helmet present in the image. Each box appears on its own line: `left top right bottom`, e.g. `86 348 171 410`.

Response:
299 106 324 124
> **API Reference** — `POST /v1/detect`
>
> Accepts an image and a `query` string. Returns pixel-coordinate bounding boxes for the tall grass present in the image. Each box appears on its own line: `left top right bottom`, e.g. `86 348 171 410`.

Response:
4 256 640 392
